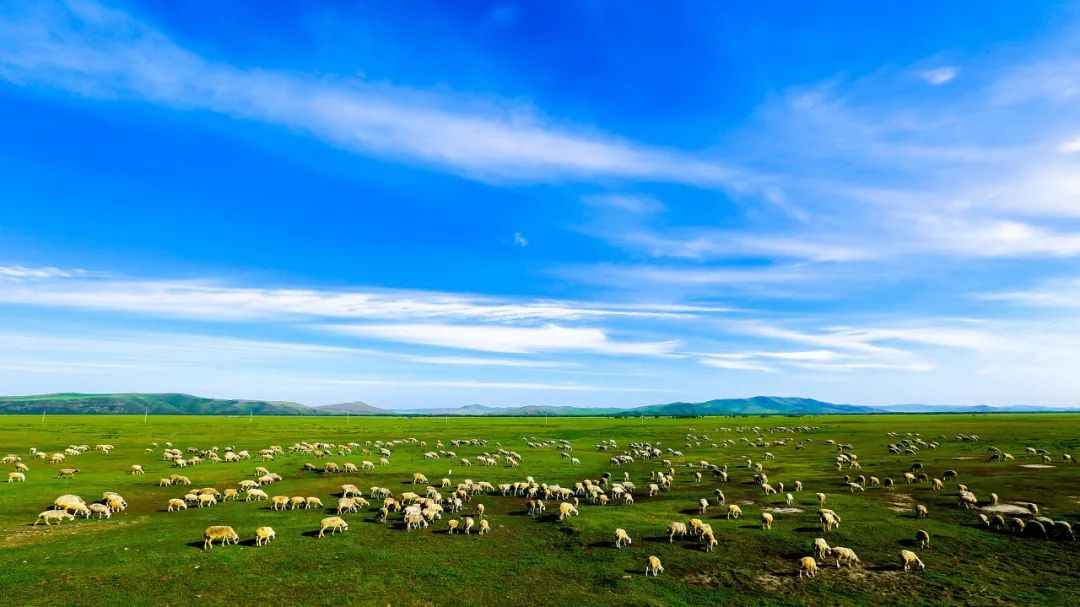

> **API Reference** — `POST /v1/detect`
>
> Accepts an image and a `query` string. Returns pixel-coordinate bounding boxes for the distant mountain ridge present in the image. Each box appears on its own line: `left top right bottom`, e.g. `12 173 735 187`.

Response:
0 392 1075 416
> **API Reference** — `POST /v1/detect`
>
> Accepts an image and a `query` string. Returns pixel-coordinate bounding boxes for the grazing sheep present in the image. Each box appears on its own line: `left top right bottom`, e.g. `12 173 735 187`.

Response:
289 496 307 510
786 493 794 506
726 504 742 519
464 517 475 534
932 479 943 491
916 529 930 548
816 493 826 506
698 498 709 514
991 514 1006 530
668 522 688 542
1053 520 1074 540
270 495 290 510
978 513 990 527
714 488 725 505
833 546 860 568
318 516 349 538
799 556 818 578
35 510 75 526
614 528 632 548
7 472 25 483
412 473 429 484
820 511 840 532
167 498 187 512
915 504 929 518
900 550 925 572
478 519 491 536
88 503 111 519
990 493 999 505
812 538 832 559
203 526 239 549
130 465 144 475
56 468 80 479
794 480 803 492
197 493 217 508
255 526 276 546
476 503 486 518
222 489 239 501
559 502 579 520
761 512 774 530
305 497 323 510
246 489 269 502
446 519 460 534
645 555 664 576
1027 503 1040 517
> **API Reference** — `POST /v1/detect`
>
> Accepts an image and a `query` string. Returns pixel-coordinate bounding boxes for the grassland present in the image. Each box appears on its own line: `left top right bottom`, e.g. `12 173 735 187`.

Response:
1 414 1078 607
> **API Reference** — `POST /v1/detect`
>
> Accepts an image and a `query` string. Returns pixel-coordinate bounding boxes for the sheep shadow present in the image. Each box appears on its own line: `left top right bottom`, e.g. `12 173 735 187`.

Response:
185 540 206 550
644 535 671 543
590 540 617 548
237 538 260 547
898 538 918 547
739 525 761 530
679 508 701 515
300 529 324 538
794 526 821 533
866 565 896 572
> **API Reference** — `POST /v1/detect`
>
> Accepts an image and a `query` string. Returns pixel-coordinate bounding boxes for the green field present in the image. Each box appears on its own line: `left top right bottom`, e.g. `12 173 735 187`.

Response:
1 414 1077 606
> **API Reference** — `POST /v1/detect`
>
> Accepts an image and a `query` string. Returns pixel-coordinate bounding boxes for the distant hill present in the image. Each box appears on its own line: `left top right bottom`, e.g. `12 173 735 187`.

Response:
312 401 387 415
0 393 317 416
2 392 1074 416
614 396 876 416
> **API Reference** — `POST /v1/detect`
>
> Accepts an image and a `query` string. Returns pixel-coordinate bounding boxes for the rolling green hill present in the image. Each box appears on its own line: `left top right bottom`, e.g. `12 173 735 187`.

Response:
0 393 316 416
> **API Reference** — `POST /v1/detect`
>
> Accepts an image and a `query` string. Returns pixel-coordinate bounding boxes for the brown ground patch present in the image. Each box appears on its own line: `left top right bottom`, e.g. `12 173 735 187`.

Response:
981 504 1032 515
1020 464 1055 469
765 507 805 513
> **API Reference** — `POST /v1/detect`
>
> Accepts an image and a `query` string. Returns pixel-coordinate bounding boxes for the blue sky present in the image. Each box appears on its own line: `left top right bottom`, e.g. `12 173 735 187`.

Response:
2 1 1080 408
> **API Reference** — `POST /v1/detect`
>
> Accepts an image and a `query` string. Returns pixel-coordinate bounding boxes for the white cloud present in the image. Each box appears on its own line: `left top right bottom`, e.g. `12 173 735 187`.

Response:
0 1 741 186
0 265 78 280
1057 135 1080 154
512 232 528 248
322 322 679 355
920 66 958 85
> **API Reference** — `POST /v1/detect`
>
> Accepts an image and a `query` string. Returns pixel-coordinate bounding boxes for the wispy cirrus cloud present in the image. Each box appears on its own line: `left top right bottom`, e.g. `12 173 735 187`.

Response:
321 322 678 355
0 0 743 187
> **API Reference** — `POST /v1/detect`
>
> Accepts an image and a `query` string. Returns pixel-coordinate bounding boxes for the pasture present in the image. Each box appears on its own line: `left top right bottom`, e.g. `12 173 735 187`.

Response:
1 414 1078 606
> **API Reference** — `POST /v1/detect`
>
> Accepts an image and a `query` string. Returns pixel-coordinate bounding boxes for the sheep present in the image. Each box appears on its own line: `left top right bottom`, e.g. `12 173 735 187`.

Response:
761 512 774 530
255 526 276 546
668 521 688 542
203 526 239 549
812 538 832 559
446 519 459 534
289 496 307 510
222 489 239 501
726 504 742 519
478 519 491 535
35 510 75 526
377 507 389 523
990 492 999 505
197 494 217 508
614 528 632 548
7 472 25 483
559 502 579 520
900 550 925 572
88 503 112 519
645 555 664 576
833 546 860 568
698 498 709 514
167 498 187 511
305 497 323 510
476 503 486 518
816 492 826 506
915 504 929 518
793 480 803 492
991 514 1006 530
271 495 290 510
785 493 795 506
932 478 943 491
1027 503 1040 517
56 468 80 479
978 513 991 527
412 473 429 484
820 511 840 532
53 494 86 512
464 516 475 534
1053 520 1074 540
916 529 930 548
799 556 818 578
319 516 349 537
246 489 269 502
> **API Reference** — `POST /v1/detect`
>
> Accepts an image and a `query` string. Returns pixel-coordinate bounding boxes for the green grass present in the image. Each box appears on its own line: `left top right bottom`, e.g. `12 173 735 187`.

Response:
1 414 1077 606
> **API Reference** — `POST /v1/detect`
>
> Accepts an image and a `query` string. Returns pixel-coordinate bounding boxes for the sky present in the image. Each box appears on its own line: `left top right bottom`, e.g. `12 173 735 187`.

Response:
2 1 1080 408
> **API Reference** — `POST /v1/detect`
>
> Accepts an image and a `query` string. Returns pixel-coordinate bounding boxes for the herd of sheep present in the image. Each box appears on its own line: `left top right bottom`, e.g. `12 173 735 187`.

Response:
4 426 1077 582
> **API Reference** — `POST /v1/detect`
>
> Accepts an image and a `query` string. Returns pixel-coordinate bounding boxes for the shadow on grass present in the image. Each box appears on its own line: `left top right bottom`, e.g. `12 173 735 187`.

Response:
590 540 616 548
794 526 822 533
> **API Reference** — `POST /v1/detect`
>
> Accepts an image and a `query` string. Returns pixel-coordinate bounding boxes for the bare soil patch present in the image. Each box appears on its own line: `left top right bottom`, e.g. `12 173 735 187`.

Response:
1020 464 1055 469
981 504 1032 515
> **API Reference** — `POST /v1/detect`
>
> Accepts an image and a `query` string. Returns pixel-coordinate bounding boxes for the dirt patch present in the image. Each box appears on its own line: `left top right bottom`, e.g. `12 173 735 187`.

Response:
1020 464 1055 469
683 573 720 587
755 574 786 589
765 507 805 514
736 499 756 505
887 493 915 513
982 504 1032 515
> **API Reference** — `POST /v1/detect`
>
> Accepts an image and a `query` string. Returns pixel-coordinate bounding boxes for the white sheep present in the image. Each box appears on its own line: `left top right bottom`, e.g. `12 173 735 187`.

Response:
900 549 925 572
167 498 187 512
916 529 930 548
832 546 860 568
726 504 742 519
812 537 832 559
761 512 774 530
319 516 349 538
799 556 818 578
668 521 688 542
645 555 664 576
203 526 239 549
559 502 579 520
7 472 25 482
255 526 276 546
35 510 75 526
614 528 632 548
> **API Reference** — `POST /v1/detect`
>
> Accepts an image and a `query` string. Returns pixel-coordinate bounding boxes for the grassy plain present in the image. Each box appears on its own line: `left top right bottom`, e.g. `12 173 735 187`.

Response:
0 414 1078 606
